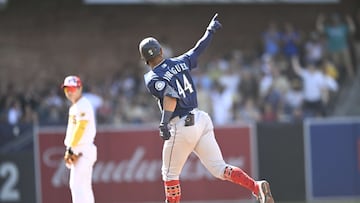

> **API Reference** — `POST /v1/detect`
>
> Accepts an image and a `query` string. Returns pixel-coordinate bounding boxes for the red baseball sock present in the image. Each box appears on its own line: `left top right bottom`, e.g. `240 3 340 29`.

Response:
164 180 181 203
223 166 259 195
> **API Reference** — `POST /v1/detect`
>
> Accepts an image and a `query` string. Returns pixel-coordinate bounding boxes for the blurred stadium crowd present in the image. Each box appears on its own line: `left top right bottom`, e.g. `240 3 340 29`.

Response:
0 1 359 129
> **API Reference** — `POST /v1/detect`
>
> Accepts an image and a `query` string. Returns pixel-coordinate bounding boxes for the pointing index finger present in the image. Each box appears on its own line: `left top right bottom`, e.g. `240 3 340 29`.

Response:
211 13 218 21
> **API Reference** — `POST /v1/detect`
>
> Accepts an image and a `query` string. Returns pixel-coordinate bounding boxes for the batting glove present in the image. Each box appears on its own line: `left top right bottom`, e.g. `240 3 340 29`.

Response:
207 13 222 33
159 122 171 140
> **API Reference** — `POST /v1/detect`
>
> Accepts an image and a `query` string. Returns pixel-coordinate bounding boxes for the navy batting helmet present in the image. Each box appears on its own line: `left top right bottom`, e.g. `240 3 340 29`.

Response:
139 37 162 62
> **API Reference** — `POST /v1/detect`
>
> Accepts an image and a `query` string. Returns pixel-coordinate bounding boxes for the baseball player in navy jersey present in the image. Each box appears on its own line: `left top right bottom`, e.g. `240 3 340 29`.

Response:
139 14 274 203
62 76 97 203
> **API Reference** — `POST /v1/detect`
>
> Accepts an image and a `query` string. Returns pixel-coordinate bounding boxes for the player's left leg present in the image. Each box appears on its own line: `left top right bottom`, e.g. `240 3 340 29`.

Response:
256 180 274 203
194 132 260 196
193 110 262 198
223 165 259 194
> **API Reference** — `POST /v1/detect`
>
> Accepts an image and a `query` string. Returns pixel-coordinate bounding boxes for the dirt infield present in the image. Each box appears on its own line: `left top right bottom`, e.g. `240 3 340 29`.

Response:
144 200 360 203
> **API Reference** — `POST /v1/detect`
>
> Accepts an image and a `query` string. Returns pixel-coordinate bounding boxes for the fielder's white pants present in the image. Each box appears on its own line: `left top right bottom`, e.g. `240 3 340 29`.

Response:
69 144 97 203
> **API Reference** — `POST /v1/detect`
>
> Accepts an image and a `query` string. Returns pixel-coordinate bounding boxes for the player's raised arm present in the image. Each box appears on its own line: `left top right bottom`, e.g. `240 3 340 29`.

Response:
291 56 303 76
185 13 222 63
207 13 222 33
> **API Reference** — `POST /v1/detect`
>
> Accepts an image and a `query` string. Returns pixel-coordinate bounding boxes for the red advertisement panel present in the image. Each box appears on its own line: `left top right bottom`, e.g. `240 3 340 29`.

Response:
36 125 255 203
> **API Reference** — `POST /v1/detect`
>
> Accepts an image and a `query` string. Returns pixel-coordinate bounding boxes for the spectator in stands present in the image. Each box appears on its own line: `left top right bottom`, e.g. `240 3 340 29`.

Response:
210 81 234 125
96 92 113 124
316 13 356 79
119 69 138 99
291 56 326 117
259 55 274 100
111 94 127 125
281 22 302 59
44 88 64 109
321 58 339 81
112 99 125 126
123 96 147 124
218 64 241 96
228 49 244 71
259 55 286 113
262 21 281 57
44 88 65 114
196 81 213 116
261 101 278 122
236 97 261 123
192 71 213 120
37 88 66 125
21 85 41 116
238 69 259 103
7 100 22 125
320 59 339 113
354 8 360 68
271 66 290 101
192 67 213 92
83 84 104 119
304 31 326 66
283 78 304 122
22 104 38 125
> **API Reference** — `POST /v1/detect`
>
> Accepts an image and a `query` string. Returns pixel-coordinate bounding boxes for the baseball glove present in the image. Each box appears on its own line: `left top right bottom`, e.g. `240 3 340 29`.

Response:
64 147 82 165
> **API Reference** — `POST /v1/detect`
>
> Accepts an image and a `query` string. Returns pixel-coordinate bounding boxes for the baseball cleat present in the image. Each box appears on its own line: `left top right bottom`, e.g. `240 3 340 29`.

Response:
256 180 274 203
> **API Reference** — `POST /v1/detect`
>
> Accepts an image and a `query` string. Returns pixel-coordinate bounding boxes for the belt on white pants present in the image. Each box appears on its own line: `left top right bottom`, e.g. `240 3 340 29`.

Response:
170 108 198 123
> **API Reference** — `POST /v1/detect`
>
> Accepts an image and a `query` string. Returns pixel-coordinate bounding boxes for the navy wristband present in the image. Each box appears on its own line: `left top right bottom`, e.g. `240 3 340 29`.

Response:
160 110 173 124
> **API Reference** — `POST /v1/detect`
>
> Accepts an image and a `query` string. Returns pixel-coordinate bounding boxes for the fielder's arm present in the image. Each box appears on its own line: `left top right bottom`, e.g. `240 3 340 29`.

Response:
68 120 88 148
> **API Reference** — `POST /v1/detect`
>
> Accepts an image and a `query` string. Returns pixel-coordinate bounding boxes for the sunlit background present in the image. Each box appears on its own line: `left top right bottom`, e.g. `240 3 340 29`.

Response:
0 0 359 202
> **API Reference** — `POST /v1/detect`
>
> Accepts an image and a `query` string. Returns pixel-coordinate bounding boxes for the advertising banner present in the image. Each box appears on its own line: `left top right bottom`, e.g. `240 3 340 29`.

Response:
36 125 255 203
0 152 36 203
305 118 360 200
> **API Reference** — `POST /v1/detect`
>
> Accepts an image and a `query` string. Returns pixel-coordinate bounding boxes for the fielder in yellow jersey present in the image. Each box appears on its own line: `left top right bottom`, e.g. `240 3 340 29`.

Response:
62 75 97 203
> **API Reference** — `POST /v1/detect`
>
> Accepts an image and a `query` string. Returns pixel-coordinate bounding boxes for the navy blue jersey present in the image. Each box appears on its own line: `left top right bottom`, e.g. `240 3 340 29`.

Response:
144 55 198 118
144 30 214 118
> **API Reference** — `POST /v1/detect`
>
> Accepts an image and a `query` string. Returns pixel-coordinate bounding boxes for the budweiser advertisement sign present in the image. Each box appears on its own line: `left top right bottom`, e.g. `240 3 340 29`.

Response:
35 125 257 203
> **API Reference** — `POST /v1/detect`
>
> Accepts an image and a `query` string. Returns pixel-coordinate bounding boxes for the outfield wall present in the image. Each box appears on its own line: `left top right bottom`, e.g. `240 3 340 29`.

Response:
1 118 360 203
257 122 306 201
304 118 360 201
35 125 256 203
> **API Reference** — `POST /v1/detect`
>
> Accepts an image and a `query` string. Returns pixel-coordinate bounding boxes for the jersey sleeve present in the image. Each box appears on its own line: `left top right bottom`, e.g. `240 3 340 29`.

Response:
68 100 92 148
144 71 168 99
180 30 214 70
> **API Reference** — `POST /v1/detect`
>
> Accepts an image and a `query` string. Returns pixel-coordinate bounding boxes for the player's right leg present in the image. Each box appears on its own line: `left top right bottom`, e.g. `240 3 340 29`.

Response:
164 180 181 203
162 119 197 203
